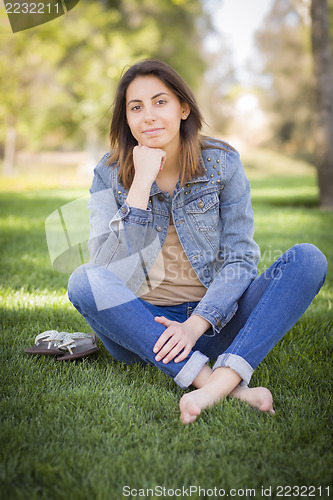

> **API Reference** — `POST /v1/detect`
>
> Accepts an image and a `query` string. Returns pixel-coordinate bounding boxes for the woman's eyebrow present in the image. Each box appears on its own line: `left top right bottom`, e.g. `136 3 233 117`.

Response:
127 92 169 106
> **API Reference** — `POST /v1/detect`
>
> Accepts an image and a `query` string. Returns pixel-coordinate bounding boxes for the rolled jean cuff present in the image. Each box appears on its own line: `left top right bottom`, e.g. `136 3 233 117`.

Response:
174 351 209 389
212 353 253 386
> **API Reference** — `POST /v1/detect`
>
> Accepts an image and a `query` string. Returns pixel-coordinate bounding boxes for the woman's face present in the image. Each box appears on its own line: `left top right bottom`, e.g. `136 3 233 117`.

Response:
125 75 189 154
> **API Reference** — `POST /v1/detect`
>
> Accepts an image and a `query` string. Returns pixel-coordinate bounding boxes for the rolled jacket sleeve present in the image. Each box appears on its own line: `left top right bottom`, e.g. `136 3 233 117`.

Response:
193 150 260 335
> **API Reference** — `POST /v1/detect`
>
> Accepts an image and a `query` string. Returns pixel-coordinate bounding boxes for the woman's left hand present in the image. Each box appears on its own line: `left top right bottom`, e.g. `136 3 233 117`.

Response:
153 315 209 364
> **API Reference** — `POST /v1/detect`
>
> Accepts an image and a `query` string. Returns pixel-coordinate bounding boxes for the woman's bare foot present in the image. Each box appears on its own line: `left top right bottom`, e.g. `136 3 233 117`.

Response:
179 367 242 424
230 385 275 415
179 364 275 424
179 388 217 424
179 385 275 424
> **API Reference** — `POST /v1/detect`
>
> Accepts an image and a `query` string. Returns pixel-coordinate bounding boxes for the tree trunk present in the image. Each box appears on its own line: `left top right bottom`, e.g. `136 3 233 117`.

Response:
311 0 333 210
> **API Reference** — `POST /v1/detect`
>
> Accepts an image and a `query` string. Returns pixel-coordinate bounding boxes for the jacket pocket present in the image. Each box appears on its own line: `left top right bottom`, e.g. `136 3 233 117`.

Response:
185 192 219 231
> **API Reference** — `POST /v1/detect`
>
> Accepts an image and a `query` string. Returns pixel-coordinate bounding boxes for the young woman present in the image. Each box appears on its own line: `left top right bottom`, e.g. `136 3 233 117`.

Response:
68 59 327 424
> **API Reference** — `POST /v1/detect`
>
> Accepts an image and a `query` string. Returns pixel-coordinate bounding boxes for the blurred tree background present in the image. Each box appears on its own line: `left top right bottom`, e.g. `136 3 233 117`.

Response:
0 0 208 166
0 0 332 207
254 0 333 208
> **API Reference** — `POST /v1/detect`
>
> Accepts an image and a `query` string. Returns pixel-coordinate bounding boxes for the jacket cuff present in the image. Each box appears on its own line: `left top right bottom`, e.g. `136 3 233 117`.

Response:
192 303 238 336
110 202 152 229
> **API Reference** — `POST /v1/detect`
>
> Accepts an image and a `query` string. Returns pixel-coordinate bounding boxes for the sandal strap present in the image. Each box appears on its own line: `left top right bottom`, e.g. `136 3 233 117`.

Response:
35 330 66 346
56 332 95 351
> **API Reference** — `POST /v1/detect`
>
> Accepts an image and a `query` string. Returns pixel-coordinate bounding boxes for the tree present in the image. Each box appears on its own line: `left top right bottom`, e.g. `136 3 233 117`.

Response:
254 0 315 153
0 0 207 172
254 0 333 208
311 0 333 210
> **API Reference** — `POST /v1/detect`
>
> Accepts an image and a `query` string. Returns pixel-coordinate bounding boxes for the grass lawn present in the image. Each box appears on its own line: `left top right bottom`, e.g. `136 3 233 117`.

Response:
1 149 332 499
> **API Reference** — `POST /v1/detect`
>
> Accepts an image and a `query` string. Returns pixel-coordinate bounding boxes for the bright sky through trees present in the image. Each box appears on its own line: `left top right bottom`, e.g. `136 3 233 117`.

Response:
206 0 274 82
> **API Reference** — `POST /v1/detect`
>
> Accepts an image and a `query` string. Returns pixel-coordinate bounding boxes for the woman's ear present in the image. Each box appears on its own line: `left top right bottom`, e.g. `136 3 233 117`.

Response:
181 104 191 120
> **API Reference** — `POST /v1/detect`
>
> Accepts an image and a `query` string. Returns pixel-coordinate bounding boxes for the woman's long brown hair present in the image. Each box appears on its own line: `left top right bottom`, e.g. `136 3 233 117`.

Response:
108 59 211 190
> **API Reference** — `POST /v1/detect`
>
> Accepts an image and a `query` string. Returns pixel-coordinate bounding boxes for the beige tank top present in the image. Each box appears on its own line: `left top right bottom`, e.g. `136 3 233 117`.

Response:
137 221 207 305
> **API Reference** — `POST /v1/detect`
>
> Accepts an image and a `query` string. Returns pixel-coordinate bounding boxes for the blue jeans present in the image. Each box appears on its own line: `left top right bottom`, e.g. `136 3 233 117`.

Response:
67 244 327 388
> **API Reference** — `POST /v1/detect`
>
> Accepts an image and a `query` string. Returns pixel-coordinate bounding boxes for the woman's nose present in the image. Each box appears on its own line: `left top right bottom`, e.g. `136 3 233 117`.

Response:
143 106 157 122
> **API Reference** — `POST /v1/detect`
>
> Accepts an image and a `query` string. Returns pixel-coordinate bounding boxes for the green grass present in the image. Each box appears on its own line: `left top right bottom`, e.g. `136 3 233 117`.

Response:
1 151 333 499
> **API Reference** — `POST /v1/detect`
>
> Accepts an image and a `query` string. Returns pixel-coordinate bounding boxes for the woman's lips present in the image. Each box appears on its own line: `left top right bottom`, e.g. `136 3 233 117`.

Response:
143 128 163 136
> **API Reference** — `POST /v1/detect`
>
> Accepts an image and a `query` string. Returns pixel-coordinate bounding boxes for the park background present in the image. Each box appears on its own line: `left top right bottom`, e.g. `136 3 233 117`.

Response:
1 0 332 498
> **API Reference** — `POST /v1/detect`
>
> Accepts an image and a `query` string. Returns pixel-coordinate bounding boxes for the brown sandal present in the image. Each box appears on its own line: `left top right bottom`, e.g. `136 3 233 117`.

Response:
25 331 99 360
25 330 66 356
56 332 99 361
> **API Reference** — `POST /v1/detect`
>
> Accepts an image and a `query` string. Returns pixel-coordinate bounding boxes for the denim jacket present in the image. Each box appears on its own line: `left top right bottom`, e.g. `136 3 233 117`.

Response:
88 139 260 336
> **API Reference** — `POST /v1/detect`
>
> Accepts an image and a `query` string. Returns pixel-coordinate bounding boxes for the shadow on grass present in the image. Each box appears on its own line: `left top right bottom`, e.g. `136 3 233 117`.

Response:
253 197 318 208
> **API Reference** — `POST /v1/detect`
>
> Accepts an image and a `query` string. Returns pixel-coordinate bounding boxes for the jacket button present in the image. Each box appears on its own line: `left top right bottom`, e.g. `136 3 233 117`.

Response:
121 207 127 214
156 226 163 232
216 319 221 328
157 194 164 202
198 200 204 209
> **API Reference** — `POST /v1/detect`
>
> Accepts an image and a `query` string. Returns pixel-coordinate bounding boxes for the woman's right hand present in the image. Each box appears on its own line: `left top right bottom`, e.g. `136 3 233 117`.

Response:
126 144 166 210
132 144 166 187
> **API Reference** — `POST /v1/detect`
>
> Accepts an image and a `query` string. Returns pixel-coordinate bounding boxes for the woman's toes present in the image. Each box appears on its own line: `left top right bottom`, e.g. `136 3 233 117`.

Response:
180 413 198 425
258 388 274 414
179 394 201 425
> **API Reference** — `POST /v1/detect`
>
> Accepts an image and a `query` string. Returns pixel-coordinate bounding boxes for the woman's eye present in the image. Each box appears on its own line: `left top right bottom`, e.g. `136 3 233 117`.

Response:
131 105 142 111
156 99 166 105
